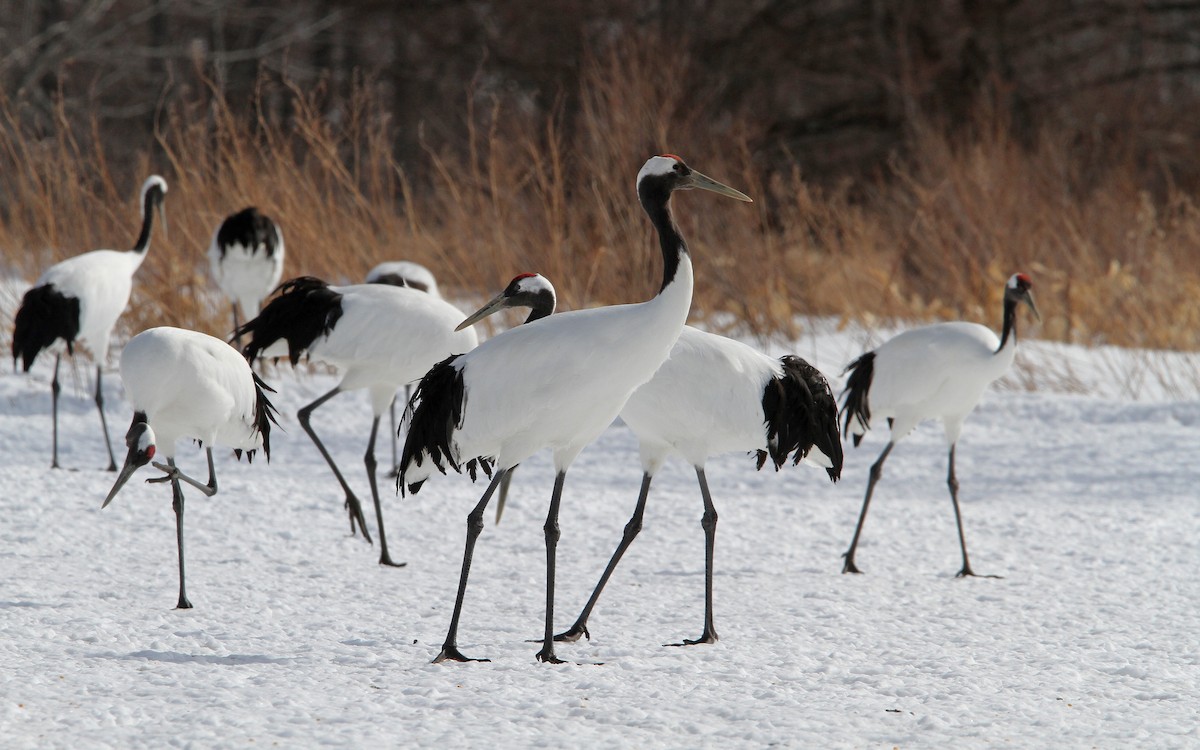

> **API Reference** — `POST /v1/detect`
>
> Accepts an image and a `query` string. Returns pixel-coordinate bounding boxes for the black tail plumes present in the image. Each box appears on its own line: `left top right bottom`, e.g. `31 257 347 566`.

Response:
839 351 875 447
11 284 80 371
758 355 843 482
398 354 493 496
244 372 280 463
235 276 342 365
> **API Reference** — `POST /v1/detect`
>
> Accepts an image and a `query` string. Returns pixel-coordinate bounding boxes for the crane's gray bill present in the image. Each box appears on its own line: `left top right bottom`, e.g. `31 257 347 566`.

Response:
457 293 512 331
685 170 753 203
102 461 140 508
1024 291 1041 322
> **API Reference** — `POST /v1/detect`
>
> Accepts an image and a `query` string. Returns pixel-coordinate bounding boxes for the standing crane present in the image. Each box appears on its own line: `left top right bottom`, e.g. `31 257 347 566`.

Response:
11 175 168 471
839 273 1039 577
365 260 442 477
208 207 285 347
459 272 843 648
101 326 277 609
399 155 752 664
237 276 478 567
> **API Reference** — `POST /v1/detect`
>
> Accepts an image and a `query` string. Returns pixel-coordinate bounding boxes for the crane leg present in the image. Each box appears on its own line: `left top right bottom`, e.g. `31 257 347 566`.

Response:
168 458 193 610
95 365 117 471
948 444 1001 579
50 354 62 469
365 416 405 567
384 385 409 479
231 303 242 349
842 441 894 574
535 471 568 664
150 448 218 497
669 467 719 646
555 472 652 643
298 387 373 544
434 469 507 663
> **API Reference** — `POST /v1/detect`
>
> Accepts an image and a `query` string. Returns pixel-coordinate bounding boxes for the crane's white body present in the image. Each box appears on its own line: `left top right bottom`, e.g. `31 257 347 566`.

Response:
408 261 692 483
208 220 284 320
34 250 146 363
309 283 478 413
849 321 1012 445
365 261 440 297
121 327 266 456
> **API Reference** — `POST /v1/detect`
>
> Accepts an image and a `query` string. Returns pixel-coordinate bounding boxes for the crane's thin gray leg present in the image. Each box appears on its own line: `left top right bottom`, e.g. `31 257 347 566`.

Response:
298 387 373 543
385 385 409 479
50 354 62 469
435 469 507 663
168 458 193 610
535 471 568 664
95 365 117 471
365 416 404 567
948 444 1001 579
556 472 652 642
150 448 217 497
669 467 719 646
842 441 894 574
231 304 242 349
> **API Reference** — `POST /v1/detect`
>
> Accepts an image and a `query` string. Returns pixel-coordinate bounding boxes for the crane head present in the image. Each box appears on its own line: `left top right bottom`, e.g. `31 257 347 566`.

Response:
141 175 169 239
102 420 158 508
457 272 557 331
637 155 752 203
1005 273 1041 322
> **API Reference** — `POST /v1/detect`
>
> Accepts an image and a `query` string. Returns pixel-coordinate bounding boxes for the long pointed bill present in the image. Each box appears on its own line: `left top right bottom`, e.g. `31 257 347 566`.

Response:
102 460 141 508
457 293 514 331
158 203 169 241
686 170 753 202
1025 291 1041 322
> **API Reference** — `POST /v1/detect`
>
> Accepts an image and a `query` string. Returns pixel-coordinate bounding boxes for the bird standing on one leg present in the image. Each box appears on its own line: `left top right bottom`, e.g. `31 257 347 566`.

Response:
459 273 843 649
238 276 478 566
208 207 285 348
838 273 1039 577
101 326 277 609
11 176 168 471
400 155 752 664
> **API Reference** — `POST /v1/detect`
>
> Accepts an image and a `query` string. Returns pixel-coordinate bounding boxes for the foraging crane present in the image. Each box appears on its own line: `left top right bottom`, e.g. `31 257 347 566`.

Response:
838 273 1039 577
11 175 168 471
101 326 277 609
365 260 442 477
237 276 478 567
208 207 285 346
399 155 752 664
461 273 843 648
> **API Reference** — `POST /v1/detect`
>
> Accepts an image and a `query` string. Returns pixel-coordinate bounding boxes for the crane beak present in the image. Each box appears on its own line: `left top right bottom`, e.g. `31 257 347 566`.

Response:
159 202 169 240
102 460 141 508
1024 291 1041 322
457 292 512 331
685 170 753 202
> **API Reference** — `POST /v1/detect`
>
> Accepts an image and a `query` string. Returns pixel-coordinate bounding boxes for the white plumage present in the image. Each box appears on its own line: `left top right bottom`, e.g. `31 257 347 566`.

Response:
102 326 276 610
838 272 1039 577
238 276 478 567
400 154 752 664
464 274 843 647
11 175 167 470
208 207 285 340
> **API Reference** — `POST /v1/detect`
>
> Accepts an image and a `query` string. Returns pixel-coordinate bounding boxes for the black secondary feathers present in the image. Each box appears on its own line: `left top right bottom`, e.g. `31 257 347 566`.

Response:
11 284 80 371
839 351 876 447
758 355 844 481
214 207 280 260
234 372 280 464
398 354 493 495
235 276 342 365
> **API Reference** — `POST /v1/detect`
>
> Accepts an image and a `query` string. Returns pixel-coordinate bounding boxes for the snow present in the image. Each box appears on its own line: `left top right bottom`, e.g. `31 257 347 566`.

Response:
2 308 1198 748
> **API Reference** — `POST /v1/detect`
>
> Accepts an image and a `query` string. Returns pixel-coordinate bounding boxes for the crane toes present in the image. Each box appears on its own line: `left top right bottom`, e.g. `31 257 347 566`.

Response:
841 553 864 574
433 646 489 664
666 631 719 647
378 554 407 568
552 624 590 643
535 648 566 664
956 567 1003 579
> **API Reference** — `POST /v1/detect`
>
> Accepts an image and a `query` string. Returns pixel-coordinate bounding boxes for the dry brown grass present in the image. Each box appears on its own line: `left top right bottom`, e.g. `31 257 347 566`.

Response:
2 41 1199 359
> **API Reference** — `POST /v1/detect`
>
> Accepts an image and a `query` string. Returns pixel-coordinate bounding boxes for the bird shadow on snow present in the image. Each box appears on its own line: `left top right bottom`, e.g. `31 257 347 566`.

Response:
93 650 292 666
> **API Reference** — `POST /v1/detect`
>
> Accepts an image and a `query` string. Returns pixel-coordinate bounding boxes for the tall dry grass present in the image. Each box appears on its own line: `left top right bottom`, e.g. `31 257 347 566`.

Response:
1 38 1199 361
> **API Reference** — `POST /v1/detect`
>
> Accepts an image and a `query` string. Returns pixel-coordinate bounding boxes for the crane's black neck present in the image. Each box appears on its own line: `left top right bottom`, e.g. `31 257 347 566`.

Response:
996 298 1018 353
639 180 688 294
132 191 159 254
523 289 556 323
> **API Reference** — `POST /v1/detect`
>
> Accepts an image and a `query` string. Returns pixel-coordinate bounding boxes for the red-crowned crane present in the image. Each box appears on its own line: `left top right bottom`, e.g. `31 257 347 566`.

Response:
101 326 277 609
237 276 478 567
11 176 168 471
399 155 752 664
838 273 1040 577
459 272 843 648
208 207 285 346
365 260 442 477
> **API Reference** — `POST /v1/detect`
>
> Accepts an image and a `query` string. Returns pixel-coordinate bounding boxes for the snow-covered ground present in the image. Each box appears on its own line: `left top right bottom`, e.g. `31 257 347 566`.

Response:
1 306 1198 748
